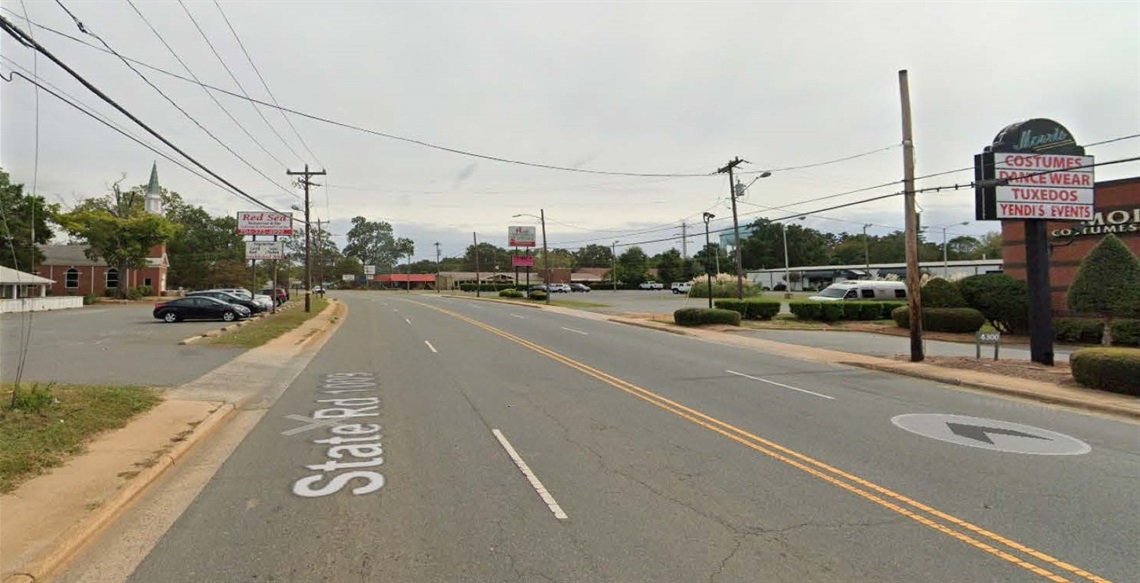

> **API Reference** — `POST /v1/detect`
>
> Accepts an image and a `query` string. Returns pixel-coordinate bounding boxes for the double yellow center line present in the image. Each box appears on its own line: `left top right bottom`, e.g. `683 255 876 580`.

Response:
419 301 1110 583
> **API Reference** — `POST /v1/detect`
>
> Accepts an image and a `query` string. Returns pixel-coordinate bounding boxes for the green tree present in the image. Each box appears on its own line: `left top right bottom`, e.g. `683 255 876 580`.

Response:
464 242 511 272
617 246 650 286
977 231 1002 259
653 248 684 284
342 216 399 271
0 169 58 271
1067 233 1140 346
161 192 245 289
947 235 981 260
574 244 613 268
56 181 178 298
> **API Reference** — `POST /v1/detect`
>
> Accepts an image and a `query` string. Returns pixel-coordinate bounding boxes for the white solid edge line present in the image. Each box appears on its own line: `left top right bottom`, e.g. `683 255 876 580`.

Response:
725 370 835 400
405 318 412 325
560 327 588 335
425 340 438 353
510 314 524 319
491 429 569 520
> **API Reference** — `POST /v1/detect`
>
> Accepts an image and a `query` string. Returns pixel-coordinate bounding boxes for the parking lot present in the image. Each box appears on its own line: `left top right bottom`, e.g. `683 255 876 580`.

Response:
1 304 246 387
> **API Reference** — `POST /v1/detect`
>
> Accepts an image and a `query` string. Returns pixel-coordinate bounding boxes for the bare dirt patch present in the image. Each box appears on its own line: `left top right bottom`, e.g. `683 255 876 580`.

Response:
896 355 1075 386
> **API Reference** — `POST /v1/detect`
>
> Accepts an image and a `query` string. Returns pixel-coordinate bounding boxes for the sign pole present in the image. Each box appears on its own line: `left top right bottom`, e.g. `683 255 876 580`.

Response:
1026 221 1054 365
251 234 257 295
272 235 278 313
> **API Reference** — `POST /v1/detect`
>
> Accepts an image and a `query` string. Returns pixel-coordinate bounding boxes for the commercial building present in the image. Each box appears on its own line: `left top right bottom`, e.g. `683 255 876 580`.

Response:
1001 176 1140 314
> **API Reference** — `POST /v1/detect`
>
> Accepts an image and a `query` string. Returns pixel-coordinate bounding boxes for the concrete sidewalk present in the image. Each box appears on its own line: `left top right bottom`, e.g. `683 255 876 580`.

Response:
0 300 346 583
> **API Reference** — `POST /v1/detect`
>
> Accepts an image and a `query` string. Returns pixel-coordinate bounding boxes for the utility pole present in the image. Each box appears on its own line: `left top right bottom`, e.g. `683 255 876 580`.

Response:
473 232 481 298
680 222 688 260
316 218 324 295
434 242 441 293
862 224 872 271
717 157 748 299
703 213 715 308
540 209 550 306
286 164 326 313
899 70 923 362
612 240 618 293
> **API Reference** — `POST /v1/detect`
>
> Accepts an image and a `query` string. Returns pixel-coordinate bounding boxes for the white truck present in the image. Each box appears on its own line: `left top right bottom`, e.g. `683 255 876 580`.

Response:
639 281 664 290
671 282 692 294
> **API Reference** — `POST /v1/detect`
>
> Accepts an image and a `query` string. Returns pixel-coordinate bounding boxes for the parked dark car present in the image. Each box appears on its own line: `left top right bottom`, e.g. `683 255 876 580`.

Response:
569 283 591 292
260 287 288 305
528 284 548 293
186 290 266 313
153 296 251 323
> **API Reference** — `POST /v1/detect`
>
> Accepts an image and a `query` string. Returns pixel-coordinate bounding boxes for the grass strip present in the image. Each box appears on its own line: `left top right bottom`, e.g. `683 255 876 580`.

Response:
0 383 161 494
209 297 330 348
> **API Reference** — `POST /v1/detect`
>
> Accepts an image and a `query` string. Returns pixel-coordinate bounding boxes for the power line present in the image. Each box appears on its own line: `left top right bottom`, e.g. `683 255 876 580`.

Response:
738 144 899 175
212 0 322 166
126 0 292 173
176 0 303 164
48 2 296 199
0 13 280 212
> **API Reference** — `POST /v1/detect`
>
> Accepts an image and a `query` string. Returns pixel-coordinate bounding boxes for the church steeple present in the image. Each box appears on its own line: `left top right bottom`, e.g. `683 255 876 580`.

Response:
144 162 163 215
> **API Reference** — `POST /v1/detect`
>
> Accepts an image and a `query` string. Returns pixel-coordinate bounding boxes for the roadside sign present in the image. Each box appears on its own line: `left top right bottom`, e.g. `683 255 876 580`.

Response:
341 274 354 282
509 226 536 247
364 265 376 275
976 330 1001 360
245 240 285 260
512 255 535 268
237 211 293 236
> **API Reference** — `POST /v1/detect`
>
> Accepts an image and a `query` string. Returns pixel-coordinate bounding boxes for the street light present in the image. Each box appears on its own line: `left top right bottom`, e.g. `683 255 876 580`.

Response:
512 210 550 305
939 221 970 278
702 212 715 308
612 240 618 293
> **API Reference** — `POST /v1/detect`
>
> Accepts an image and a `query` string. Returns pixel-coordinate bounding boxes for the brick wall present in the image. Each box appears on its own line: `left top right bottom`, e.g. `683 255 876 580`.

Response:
1001 177 1140 314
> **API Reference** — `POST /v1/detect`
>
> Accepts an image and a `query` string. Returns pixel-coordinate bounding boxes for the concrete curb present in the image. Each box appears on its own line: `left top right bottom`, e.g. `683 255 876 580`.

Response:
845 361 1140 420
3 402 235 583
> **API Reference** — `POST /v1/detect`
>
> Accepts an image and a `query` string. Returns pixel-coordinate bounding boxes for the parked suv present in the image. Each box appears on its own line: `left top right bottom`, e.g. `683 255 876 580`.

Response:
549 283 571 293
260 287 288 305
639 281 664 290
671 282 692 294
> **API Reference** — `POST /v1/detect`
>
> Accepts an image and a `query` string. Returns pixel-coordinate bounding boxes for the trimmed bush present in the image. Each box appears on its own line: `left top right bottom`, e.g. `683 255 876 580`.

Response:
921 278 967 308
714 299 747 317
1067 233 1140 346
1114 320 1140 347
674 307 741 327
892 306 986 333
1070 347 1140 396
819 302 844 322
746 299 781 321
859 302 884 320
1054 318 1140 347
788 301 822 320
82 294 99 305
878 301 907 320
958 274 1029 334
842 302 862 320
499 289 524 298
528 291 547 301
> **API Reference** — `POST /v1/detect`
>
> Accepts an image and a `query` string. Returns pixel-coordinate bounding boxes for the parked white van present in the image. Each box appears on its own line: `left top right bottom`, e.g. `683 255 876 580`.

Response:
809 280 907 301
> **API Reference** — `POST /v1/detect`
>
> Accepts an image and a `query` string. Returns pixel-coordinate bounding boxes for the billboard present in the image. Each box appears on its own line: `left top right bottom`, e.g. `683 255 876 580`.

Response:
992 153 1094 220
508 225 536 247
245 240 285 260
237 211 293 236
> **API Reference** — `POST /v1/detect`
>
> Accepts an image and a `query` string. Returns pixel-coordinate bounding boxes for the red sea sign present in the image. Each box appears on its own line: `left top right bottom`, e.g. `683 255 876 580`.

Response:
512 255 535 268
237 211 294 236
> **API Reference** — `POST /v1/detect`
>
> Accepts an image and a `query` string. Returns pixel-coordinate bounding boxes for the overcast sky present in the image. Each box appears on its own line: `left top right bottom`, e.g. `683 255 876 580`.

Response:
2 1 1138 261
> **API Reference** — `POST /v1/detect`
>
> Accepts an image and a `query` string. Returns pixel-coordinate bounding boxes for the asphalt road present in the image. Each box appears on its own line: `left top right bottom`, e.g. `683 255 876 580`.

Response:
0 304 245 387
741 329 1075 362
83 291 1137 582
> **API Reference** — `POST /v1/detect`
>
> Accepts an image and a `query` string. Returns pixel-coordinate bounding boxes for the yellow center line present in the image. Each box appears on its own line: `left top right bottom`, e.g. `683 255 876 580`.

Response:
416 301 1111 583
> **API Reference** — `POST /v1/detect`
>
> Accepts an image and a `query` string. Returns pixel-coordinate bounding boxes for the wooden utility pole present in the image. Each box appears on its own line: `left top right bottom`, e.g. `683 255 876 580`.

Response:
473 232 481 298
316 218 324 294
717 157 748 299
434 242 441 293
286 164 325 313
899 70 924 362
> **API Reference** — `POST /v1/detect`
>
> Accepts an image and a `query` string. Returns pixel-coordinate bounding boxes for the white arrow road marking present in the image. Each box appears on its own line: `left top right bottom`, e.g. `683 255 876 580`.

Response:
561 327 588 335
425 340 438 353
281 414 345 436
405 318 412 325
725 370 835 400
492 429 568 520
510 314 524 319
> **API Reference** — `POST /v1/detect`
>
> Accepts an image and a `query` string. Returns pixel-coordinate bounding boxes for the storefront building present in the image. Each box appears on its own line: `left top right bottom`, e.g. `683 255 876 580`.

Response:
1001 176 1140 314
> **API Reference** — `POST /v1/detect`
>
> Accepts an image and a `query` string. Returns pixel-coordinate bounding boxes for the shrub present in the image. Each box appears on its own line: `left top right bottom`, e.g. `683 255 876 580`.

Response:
859 302 884 320
528 291 547 301
819 302 844 322
1114 320 1140 346
788 301 822 320
1067 233 1140 346
499 289 523 298
892 306 985 333
82 294 99 305
1054 319 1104 344
713 299 747 317
921 278 967 308
878 301 907 319
958 274 1029 334
125 287 144 300
1070 347 1140 396
745 299 781 321
842 302 862 320
136 285 154 297
674 307 741 327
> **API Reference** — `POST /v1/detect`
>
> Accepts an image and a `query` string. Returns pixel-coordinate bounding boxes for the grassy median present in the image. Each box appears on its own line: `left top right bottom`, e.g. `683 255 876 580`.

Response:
209 296 331 348
0 383 161 494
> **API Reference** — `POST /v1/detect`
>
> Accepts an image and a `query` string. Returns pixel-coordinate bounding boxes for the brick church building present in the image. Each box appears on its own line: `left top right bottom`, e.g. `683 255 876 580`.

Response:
37 163 170 297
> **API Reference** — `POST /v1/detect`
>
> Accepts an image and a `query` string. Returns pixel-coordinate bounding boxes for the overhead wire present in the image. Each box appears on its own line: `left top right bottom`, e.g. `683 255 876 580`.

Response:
126 0 293 173
0 13 281 212
212 0 322 167
176 0 303 164
50 1 296 199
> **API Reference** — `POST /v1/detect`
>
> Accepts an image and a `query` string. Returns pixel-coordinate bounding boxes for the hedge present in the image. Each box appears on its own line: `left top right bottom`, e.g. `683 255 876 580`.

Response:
713 299 781 321
788 300 906 321
1054 318 1140 347
891 306 986 333
674 308 742 327
957 274 1029 334
921 278 967 308
528 290 548 301
498 289 524 298
1070 347 1140 396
